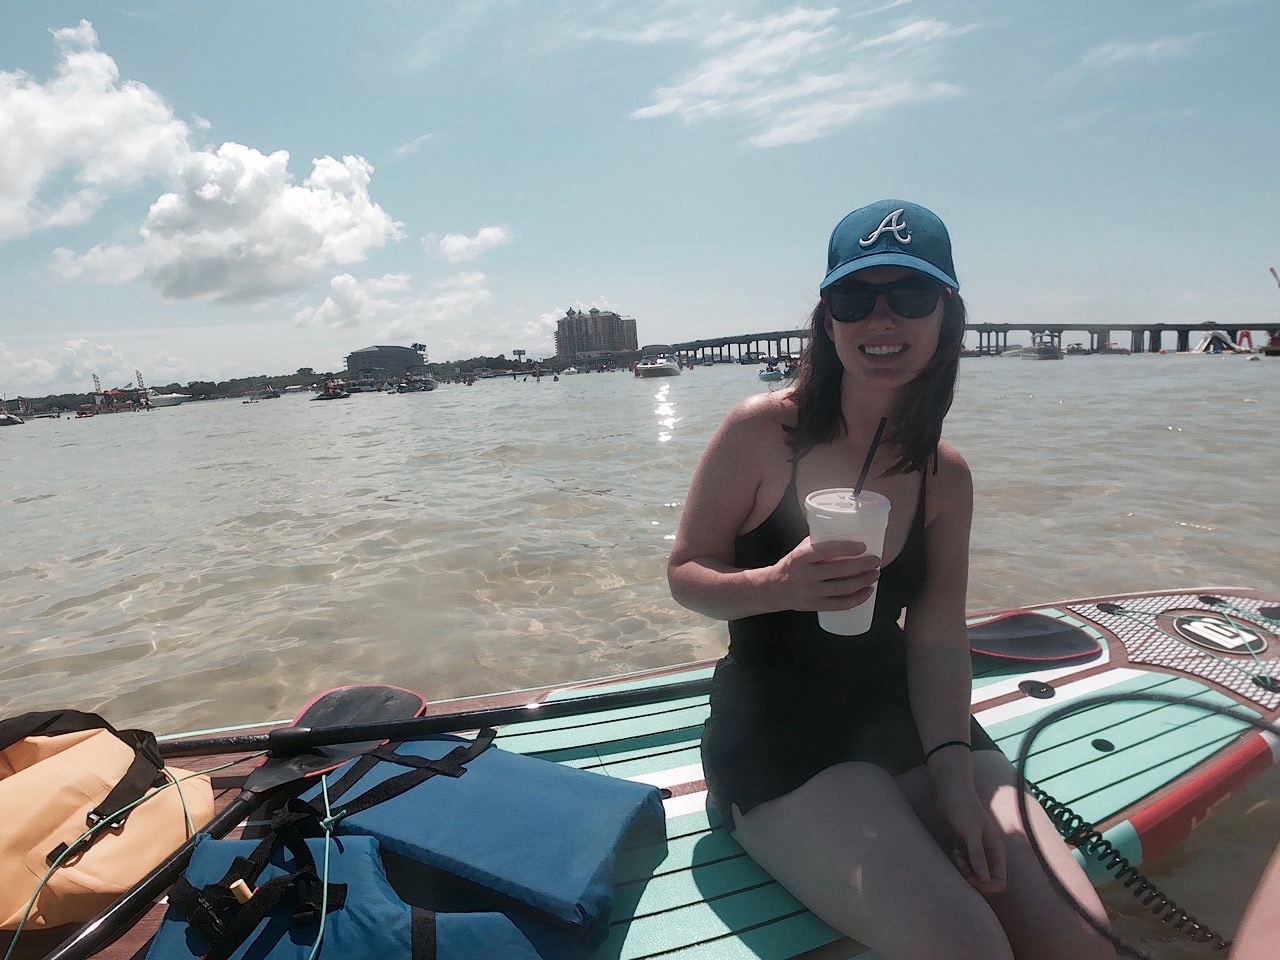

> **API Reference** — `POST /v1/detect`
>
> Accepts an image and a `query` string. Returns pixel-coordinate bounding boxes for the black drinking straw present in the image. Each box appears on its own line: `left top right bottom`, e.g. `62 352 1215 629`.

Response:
853 417 887 496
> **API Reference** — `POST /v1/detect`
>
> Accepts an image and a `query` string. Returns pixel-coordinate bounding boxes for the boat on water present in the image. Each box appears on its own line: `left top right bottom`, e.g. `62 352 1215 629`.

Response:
0 411 24 426
1193 330 1253 354
1021 333 1065 360
19 585 1280 960
147 388 190 408
634 345 681 378
561 366 579 375
311 381 351 400
394 375 437 392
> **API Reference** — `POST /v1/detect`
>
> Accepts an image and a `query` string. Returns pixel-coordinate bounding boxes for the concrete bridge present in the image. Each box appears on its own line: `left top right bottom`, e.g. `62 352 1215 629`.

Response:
673 322 1267 360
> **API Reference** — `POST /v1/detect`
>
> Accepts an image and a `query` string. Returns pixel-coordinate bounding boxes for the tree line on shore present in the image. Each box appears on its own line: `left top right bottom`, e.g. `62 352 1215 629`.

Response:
8 356 561 411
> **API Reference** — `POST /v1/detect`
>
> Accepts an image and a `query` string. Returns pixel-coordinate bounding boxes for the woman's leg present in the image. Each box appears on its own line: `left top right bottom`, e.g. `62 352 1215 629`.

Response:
895 751 1114 960
732 760 1014 960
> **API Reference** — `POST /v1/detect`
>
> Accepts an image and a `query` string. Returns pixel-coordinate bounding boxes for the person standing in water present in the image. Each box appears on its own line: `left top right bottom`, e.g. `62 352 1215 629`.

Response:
667 200 1112 959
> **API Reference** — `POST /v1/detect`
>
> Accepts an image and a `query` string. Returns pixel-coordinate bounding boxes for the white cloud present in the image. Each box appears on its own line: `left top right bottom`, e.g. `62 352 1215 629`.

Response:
437 225 513 263
294 272 413 329
0 20 191 240
6 23 401 303
1081 35 1201 69
53 144 403 302
292 268 559 360
0 337 131 395
628 9 966 145
293 270 497 351
393 132 435 157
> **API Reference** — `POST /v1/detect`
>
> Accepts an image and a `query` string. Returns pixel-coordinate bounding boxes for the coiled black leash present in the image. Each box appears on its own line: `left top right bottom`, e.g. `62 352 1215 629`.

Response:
1016 691 1280 958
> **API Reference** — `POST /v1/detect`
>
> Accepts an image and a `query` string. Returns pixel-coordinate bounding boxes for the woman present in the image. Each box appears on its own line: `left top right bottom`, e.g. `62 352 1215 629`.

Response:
667 200 1112 960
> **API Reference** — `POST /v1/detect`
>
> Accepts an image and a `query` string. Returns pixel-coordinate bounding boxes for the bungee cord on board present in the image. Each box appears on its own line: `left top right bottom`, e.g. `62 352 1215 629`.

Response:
1095 600 1280 693
1016 692 1280 959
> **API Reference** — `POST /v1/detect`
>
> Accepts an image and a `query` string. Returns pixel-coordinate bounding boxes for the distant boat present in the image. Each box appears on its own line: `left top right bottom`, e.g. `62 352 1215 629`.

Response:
147 388 190 407
312 381 351 400
1097 341 1131 356
635 345 681 378
395 376 437 392
0 411 24 426
1192 330 1249 355
1021 334 1064 360
634 355 681 378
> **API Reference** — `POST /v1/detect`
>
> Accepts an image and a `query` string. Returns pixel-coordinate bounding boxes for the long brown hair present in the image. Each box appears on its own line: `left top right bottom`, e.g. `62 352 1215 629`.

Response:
783 290 966 475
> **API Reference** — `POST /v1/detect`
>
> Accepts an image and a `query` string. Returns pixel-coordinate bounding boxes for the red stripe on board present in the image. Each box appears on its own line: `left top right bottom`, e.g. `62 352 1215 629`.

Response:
1128 734 1275 862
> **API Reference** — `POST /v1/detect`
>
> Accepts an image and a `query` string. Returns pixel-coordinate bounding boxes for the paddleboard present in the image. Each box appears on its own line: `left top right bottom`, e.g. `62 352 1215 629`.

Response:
38 585 1280 960
475 585 1280 960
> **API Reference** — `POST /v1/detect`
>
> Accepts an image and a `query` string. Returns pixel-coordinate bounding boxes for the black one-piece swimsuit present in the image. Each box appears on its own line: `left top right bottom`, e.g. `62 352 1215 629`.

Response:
700 461 1000 825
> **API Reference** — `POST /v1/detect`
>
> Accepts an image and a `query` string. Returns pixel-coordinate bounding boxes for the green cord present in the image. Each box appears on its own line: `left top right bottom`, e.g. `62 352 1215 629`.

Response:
305 775 334 960
3 752 262 960
1204 596 1280 626
1107 605 1275 688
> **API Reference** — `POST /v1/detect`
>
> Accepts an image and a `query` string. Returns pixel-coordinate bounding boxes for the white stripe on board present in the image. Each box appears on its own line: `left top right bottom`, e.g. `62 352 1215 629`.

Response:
1262 730 1280 764
627 762 705 790
972 651 1111 706
661 788 714 819
975 667 1149 727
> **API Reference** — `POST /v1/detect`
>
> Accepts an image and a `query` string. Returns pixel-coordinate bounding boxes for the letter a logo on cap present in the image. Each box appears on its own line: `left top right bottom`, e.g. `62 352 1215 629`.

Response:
859 209 911 247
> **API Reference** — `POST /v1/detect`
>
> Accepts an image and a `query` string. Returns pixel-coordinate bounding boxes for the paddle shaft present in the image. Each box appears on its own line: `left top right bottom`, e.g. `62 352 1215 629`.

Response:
41 789 266 960
160 675 714 759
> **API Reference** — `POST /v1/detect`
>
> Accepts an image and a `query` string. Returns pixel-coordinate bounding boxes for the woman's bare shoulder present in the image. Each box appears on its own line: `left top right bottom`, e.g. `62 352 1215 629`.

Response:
928 440 973 515
934 440 970 478
722 388 798 433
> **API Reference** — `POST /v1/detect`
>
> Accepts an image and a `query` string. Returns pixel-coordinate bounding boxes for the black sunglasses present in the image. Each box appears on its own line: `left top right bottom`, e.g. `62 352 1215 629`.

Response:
823 276 946 323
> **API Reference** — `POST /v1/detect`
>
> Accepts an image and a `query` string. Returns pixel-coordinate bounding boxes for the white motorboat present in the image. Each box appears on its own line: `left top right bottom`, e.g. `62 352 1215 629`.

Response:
634 356 680 377
1021 333 1064 360
634 345 681 378
147 388 191 407
0 411 24 426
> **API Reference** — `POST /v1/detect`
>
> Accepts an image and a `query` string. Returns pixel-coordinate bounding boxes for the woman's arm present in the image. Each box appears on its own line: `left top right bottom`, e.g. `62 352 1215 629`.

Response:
904 443 975 777
668 394 878 622
904 445 1006 891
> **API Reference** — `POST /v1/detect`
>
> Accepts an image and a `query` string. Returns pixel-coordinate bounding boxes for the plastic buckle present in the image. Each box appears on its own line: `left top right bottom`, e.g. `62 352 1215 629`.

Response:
85 810 127 831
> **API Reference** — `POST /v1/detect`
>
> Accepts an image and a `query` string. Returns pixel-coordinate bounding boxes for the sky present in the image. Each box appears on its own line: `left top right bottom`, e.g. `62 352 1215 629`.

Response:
1 0 1278 395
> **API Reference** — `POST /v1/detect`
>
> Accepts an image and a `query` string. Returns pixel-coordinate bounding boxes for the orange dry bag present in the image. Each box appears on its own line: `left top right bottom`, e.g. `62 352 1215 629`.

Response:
0 709 214 930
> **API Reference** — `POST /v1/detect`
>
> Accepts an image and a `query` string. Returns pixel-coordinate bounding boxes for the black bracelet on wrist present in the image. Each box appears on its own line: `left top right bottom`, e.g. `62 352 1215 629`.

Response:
924 740 972 762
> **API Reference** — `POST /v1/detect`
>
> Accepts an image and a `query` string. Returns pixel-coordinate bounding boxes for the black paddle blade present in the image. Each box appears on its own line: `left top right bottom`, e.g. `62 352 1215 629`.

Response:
1096 602 1123 615
969 613 1102 662
1260 606 1280 620
243 684 427 793
1198 595 1225 606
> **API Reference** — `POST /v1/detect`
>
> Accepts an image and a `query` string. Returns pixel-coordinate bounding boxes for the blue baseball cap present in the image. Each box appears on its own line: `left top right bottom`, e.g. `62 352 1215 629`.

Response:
820 199 959 291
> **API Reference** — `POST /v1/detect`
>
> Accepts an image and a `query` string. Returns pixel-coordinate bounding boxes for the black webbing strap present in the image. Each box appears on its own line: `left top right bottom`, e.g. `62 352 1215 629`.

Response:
411 907 437 960
223 801 325 884
200 867 346 960
169 803 347 960
329 729 497 821
0 709 170 864
321 751 382 803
